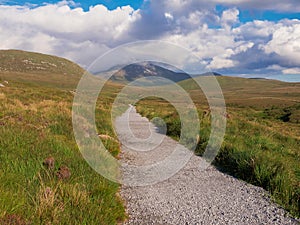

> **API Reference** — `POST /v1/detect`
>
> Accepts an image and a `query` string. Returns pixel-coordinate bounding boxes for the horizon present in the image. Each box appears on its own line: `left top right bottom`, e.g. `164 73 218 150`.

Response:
0 1 299 80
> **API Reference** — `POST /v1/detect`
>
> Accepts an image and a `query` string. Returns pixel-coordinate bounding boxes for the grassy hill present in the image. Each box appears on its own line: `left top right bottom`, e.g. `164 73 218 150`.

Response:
0 50 85 89
0 50 125 224
0 50 83 76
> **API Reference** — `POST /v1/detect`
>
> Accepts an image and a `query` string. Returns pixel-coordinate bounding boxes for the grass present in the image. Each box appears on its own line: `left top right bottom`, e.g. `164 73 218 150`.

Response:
135 76 300 218
0 70 125 224
1 49 299 222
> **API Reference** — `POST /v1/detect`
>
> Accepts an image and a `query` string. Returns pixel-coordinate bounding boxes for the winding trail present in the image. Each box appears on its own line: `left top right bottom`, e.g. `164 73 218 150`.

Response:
116 106 298 225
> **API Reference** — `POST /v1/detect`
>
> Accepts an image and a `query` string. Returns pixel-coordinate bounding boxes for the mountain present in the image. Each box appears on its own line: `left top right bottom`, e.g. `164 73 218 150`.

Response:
109 62 191 83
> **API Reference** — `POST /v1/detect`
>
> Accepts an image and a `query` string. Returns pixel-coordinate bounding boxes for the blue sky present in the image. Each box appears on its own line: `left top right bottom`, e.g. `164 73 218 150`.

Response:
3 0 144 10
0 0 299 79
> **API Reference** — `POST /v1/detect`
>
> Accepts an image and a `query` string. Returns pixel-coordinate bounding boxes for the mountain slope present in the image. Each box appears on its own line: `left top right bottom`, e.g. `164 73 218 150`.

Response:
0 50 85 88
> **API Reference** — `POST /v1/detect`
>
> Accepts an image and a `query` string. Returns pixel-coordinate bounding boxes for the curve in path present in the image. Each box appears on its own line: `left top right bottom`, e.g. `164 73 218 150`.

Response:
116 106 298 225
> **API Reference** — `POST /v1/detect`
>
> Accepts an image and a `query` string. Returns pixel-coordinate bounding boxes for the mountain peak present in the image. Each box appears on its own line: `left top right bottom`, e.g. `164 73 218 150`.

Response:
109 62 191 83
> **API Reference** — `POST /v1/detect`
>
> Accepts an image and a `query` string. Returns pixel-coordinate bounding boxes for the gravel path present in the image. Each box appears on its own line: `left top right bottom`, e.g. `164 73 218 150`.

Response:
116 106 299 225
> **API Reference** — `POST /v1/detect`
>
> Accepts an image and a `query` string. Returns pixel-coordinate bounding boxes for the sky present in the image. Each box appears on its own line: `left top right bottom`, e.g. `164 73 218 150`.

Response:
0 0 300 79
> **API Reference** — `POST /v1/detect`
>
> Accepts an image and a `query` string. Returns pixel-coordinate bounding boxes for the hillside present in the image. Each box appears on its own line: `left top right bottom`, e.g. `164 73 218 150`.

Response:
0 50 84 75
179 76 300 106
0 50 85 88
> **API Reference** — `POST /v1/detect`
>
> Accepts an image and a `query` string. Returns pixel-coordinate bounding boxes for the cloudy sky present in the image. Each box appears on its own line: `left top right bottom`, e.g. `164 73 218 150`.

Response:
0 0 300 78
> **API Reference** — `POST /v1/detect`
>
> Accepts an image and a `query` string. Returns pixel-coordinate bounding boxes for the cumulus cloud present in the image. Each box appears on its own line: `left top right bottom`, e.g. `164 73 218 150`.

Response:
228 19 300 74
264 21 300 66
221 8 239 28
0 2 140 67
209 42 254 70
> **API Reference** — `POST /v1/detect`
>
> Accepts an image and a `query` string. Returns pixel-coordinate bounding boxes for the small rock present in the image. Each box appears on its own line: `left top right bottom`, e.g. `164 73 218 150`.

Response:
56 166 71 180
224 112 231 119
43 156 55 170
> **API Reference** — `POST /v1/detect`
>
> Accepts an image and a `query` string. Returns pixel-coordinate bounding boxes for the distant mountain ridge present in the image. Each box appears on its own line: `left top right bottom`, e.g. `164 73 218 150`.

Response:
108 62 222 83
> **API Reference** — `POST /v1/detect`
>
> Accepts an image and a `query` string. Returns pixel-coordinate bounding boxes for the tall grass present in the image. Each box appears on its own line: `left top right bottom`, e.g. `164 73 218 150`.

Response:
136 97 300 218
0 80 125 224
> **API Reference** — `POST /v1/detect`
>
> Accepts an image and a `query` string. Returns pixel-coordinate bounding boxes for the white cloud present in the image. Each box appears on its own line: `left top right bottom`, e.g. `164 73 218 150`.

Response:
233 20 277 41
165 25 235 59
208 42 254 69
266 65 300 74
0 2 140 67
163 20 256 70
164 0 191 12
221 8 239 28
164 12 174 21
210 57 237 69
264 21 300 66
0 4 139 37
282 67 300 74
